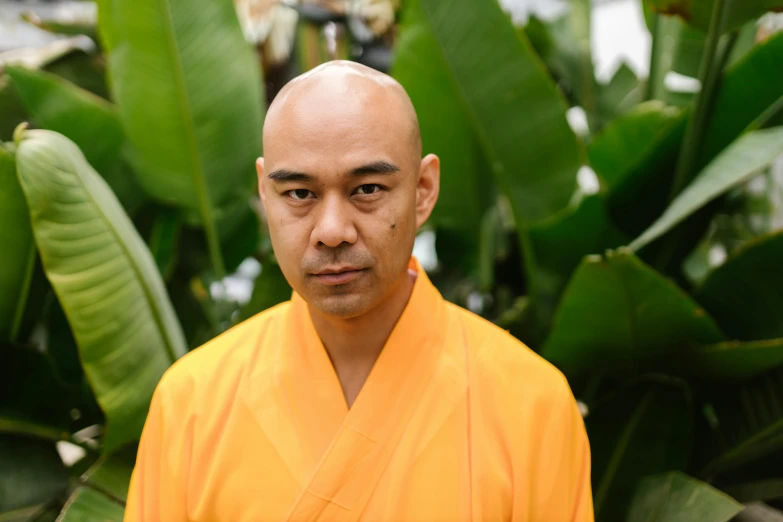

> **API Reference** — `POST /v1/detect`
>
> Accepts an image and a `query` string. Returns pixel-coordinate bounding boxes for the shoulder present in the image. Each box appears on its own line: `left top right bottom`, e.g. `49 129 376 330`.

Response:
446 303 574 406
153 301 292 403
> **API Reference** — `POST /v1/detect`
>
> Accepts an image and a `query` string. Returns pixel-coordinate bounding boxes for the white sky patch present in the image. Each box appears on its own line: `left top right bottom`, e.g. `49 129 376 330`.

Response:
413 229 438 271
664 71 702 93
577 165 601 195
592 0 651 82
708 244 728 267
566 106 590 137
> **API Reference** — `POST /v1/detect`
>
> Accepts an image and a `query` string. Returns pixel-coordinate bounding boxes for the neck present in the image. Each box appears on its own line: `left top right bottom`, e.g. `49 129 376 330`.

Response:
308 269 415 407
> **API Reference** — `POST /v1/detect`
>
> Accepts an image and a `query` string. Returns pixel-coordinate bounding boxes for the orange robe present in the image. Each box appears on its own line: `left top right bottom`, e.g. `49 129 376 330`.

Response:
124 258 592 521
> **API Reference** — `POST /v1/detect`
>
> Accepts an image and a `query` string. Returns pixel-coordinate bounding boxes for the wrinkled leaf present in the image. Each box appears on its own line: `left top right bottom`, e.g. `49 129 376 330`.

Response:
0 147 35 341
541 249 724 373
408 0 583 224
696 230 783 340
16 129 187 452
627 471 742 522
630 127 783 251
4 66 146 215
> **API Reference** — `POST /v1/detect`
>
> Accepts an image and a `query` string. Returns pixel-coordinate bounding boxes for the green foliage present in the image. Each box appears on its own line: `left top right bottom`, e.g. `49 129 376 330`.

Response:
697 231 783 340
645 0 783 34
4 0 783 519
541 250 724 373
394 0 583 226
0 147 35 341
97 0 265 278
15 129 187 451
627 472 743 522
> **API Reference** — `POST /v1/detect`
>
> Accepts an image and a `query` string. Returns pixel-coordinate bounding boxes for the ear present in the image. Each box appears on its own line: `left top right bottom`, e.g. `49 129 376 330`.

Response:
256 157 267 210
415 153 440 230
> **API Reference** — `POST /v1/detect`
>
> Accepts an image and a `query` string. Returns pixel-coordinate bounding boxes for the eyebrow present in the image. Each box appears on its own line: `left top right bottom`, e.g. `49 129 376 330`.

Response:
268 170 314 182
349 161 400 176
268 161 400 183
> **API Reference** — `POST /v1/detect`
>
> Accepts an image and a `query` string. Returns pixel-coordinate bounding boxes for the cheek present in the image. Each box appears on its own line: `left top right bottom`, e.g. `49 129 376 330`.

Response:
267 204 309 256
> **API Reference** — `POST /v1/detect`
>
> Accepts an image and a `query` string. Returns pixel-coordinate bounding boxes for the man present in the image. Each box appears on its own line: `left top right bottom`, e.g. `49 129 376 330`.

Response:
125 61 593 521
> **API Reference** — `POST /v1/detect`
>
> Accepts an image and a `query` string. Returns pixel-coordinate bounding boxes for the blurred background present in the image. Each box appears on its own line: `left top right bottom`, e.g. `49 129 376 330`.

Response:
3 0 783 520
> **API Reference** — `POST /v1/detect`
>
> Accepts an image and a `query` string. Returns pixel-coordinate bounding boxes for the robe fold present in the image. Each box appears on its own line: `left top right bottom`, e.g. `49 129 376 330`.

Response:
124 257 593 521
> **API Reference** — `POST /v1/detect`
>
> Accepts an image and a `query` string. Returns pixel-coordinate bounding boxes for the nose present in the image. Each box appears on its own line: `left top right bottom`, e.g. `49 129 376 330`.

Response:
311 193 358 248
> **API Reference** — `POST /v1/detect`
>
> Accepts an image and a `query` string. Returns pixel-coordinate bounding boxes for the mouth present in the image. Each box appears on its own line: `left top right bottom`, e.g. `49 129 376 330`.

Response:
311 267 366 286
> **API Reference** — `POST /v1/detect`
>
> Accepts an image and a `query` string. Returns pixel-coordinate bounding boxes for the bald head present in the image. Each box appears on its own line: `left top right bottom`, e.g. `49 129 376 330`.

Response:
264 61 421 160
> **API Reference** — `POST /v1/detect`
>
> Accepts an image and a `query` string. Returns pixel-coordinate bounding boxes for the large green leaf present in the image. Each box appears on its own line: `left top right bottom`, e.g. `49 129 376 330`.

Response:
684 338 783 381
608 31 783 237
627 471 743 522
541 249 724 373
0 147 35 341
629 127 783 251
0 435 68 514
57 487 124 522
15 129 187 452
392 0 489 269
406 0 583 224
526 194 628 343
97 0 264 277
696 230 783 340
588 101 682 188
81 448 134 502
588 383 692 521
6 66 122 173
645 0 783 34
5 66 145 214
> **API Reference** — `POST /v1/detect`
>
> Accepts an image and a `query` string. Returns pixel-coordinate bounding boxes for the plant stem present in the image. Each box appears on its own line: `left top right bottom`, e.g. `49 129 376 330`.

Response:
204 217 226 281
645 12 660 101
668 0 729 201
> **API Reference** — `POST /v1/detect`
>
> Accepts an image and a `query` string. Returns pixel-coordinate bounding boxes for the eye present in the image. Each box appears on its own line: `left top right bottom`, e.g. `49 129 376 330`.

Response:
286 189 315 200
354 184 383 195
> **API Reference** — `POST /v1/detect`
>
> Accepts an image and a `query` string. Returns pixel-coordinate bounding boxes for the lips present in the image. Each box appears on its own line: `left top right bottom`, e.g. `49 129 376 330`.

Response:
311 266 365 285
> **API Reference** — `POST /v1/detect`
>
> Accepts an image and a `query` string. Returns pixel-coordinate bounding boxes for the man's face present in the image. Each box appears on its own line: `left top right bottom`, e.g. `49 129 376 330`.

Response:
258 82 429 318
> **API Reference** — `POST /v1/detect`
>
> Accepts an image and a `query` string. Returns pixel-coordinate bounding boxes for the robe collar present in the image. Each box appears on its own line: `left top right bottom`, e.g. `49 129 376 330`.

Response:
243 256 448 485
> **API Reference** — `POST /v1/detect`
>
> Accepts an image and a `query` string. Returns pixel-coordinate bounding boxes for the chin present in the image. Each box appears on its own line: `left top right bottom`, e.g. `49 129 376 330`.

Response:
312 293 373 319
